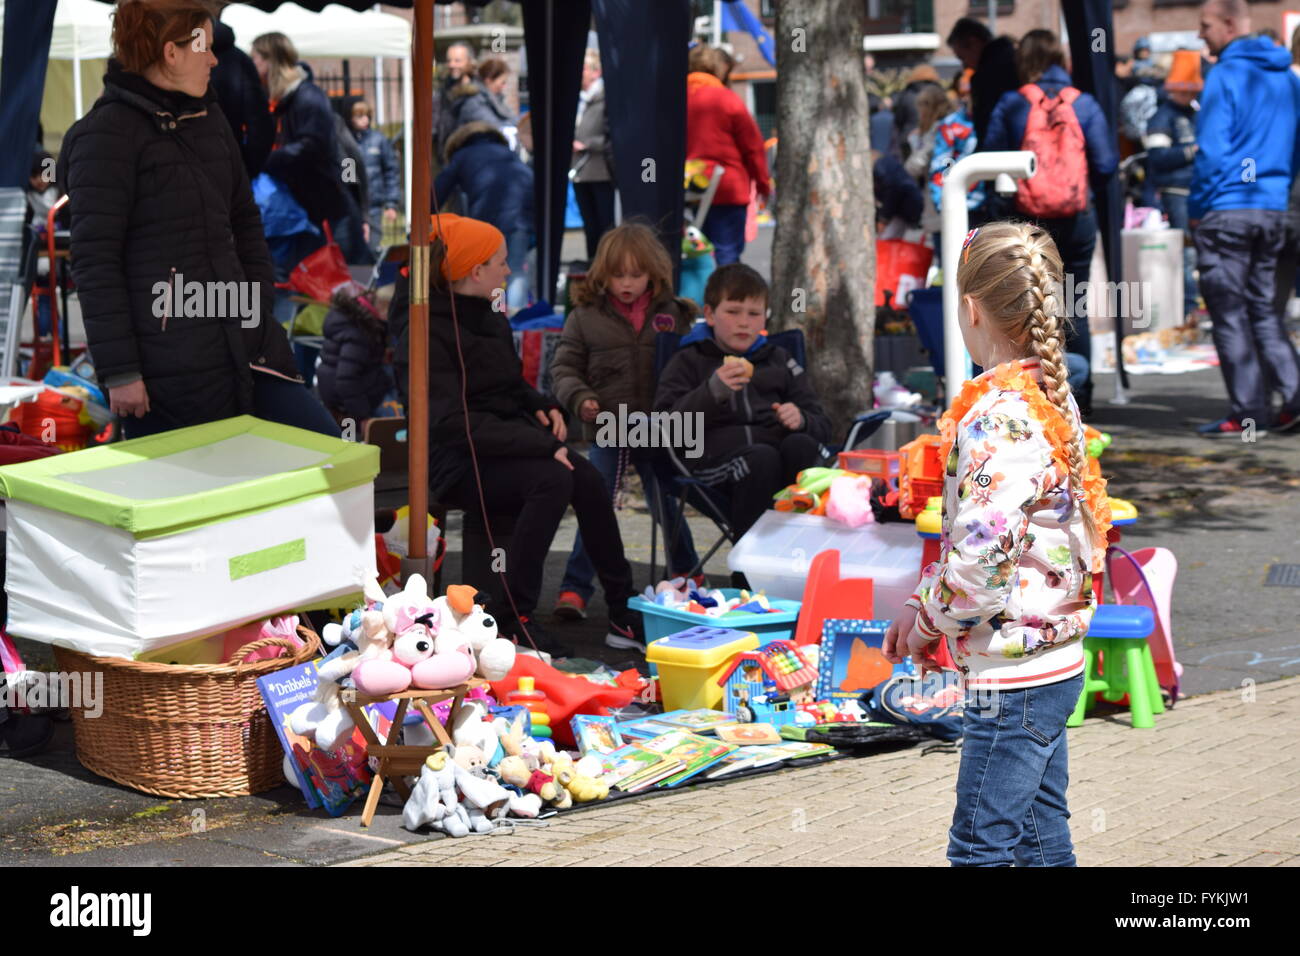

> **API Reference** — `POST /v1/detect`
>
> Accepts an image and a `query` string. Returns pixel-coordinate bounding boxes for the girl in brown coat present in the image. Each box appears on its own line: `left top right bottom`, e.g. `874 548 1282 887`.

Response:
549 223 702 626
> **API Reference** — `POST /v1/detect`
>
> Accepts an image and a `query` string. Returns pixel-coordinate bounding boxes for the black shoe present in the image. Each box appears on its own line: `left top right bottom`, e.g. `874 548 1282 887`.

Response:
511 615 573 659
605 606 646 653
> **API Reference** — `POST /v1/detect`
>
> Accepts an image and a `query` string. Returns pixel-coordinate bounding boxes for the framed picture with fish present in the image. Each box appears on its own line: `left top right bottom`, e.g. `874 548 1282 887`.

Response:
816 619 915 701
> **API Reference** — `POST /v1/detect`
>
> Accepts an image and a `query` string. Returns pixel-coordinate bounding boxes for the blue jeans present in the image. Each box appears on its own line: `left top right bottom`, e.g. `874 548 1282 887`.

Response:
122 372 341 440
505 229 532 312
701 203 748 266
560 444 698 601
1158 191 1199 317
948 673 1084 867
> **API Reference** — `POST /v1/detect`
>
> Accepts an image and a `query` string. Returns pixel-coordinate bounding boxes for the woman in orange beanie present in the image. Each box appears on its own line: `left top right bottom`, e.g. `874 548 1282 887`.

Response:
389 214 640 655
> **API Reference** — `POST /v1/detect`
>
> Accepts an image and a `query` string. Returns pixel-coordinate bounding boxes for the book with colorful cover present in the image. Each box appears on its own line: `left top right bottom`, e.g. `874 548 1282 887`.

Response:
257 661 390 817
615 717 681 740
714 722 782 745
570 714 623 755
704 740 836 779
620 756 691 793
651 708 741 734
636 731 737 788
597 743 684 791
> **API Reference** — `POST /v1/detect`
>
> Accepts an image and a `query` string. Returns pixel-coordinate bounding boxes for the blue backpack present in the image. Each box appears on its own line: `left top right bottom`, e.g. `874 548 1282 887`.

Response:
862 671 965 742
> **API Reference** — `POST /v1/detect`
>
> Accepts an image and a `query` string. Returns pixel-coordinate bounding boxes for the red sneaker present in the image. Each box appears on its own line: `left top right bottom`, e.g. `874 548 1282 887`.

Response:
552 590 588 621
1196 417 1267 438
1275 410 1300 434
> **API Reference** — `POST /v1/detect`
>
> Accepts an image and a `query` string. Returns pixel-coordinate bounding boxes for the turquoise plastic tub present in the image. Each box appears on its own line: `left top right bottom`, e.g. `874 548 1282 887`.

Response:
631 588 801 646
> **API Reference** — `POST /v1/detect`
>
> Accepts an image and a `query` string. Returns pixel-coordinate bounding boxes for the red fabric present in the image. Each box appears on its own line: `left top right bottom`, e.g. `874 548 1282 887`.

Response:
608 290 651 333
0 424 63 464
517 330 543 388
489 654 637 749
685 72 771 207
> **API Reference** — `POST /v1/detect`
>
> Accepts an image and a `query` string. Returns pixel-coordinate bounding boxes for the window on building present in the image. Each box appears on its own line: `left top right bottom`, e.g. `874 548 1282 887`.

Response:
966 0 1015 15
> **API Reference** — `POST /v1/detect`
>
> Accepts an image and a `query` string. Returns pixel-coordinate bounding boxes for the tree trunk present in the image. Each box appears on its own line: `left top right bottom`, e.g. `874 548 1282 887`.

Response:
771 0 875 435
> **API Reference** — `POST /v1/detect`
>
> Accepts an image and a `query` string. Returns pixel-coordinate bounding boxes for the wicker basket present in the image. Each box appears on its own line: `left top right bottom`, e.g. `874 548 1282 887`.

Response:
52 628 321 799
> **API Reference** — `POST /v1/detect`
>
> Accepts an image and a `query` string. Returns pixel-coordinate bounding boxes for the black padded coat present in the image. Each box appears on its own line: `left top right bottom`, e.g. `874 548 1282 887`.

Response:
59 61 300 428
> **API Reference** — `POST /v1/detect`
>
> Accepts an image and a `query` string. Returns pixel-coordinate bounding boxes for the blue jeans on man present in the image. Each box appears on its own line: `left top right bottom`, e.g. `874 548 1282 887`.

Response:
948 673 1084 867
701 203 748 266
560 443 699 602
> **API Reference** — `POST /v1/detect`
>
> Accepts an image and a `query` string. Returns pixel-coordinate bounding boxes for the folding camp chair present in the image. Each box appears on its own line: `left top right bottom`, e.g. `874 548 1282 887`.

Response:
648 327 889 583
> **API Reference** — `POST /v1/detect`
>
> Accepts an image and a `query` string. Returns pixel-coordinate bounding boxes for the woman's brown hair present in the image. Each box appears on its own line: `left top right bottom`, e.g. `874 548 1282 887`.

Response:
956 221 1099 547
111 0 215 75
572 222 673 308
478 58 509 85
1017 29 1067 85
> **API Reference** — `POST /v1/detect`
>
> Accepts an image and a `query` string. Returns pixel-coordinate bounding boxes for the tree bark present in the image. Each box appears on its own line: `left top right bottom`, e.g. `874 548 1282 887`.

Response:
771 0 875 434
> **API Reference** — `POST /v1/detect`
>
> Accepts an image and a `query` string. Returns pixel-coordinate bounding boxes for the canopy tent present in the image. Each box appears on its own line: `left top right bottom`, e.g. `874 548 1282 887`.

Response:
220 2 415 225
24 0 114 120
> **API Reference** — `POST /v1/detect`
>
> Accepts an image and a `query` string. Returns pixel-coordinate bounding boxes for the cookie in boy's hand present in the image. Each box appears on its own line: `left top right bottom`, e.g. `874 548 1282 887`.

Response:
723 355 753 382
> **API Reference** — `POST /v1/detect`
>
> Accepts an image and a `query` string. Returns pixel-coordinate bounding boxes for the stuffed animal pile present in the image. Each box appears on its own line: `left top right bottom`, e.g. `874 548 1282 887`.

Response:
640 580 776 619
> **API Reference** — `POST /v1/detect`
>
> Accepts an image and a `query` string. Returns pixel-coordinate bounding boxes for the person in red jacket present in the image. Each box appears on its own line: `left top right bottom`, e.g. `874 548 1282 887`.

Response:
686 45 771 265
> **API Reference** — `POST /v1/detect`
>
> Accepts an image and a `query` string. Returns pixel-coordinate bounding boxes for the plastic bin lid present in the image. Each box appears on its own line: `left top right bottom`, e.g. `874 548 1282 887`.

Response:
646 625 760 667
1088 604 1155 640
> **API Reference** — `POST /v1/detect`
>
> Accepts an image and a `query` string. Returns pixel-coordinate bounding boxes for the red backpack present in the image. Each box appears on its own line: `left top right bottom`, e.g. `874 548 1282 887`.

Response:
1015 84 1089 219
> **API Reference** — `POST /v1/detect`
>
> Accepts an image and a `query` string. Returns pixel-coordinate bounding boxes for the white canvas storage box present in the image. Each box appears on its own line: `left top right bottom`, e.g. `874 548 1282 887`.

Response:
0 416 379 658
728 510 922 619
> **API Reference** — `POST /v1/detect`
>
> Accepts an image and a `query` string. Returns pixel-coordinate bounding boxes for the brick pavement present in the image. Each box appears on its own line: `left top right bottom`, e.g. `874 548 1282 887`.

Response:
335 676 1300 867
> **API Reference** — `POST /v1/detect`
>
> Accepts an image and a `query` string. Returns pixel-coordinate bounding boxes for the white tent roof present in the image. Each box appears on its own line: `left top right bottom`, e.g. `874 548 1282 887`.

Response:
43 0 115 60
223 2 411 60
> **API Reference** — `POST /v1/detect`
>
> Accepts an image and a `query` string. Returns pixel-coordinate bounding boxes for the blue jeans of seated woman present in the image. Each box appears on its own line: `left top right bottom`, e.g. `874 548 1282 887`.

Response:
560 444 699 602
948 673 1084 867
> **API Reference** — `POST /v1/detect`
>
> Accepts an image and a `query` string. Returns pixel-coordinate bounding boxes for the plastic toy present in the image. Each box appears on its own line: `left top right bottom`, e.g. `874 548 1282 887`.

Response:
645 625 761 711
772 467 851 515
506 677 553 739
790 550 875 646
718 641 820 726
898 434 944 519
836 448 901 484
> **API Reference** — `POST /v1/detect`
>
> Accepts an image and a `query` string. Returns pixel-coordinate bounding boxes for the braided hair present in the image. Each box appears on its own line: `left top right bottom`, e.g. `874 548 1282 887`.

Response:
956 221 1099 546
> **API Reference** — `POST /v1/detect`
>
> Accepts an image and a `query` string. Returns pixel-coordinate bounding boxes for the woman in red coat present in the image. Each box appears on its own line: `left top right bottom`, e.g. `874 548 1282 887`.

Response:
685 46 771 265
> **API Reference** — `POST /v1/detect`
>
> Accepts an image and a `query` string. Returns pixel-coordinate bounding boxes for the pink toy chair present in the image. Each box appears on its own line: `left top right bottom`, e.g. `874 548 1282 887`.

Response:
1106 546 1182 705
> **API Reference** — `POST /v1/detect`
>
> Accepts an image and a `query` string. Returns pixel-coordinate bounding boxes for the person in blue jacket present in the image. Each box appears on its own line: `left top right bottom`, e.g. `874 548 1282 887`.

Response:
1190 0 1300 437
434 121 534 311
1144 50 1202 325
983 29 1118 415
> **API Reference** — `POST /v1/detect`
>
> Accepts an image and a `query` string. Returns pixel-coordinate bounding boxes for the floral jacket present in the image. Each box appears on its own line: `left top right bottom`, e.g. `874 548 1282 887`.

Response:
905 360 1098 690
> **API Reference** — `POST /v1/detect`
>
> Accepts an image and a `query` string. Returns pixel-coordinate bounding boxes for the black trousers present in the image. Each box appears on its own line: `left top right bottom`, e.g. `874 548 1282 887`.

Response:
573 180 616 261
441 453 634 620
693 433 827 539
1036 206 1098 410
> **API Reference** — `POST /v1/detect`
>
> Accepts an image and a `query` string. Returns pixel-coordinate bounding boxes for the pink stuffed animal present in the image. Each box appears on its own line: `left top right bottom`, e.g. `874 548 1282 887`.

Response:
352 575 478 696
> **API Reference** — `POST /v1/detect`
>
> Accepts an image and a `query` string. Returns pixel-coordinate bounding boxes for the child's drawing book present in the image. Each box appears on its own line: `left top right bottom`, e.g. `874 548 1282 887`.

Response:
651 708 741 734
637 731 736 788
599 743 683 791
258 661 388 817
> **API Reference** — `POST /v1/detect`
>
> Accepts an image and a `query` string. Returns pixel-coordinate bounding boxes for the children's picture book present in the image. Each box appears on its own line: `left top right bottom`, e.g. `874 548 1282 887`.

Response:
652 708 741 734
714 722 783 745
571 714 623 755
258 661 387 817
817 619 909 701
620 757 691 793
704 749 786 779
759 739 836 761
598 743 683 791
614 717 681 740
637 731 736 788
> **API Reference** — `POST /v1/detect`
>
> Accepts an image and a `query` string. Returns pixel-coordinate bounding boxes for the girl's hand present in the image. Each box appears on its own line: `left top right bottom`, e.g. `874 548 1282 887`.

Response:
109 380 151 418
772 402 803 430
579 399 600 423
904 629 945 675
883 606 919 663
536 408 567 442
553 446 573 470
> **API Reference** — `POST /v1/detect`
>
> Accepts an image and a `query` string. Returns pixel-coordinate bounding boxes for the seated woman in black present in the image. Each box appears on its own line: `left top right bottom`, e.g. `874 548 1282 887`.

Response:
389 213 640 654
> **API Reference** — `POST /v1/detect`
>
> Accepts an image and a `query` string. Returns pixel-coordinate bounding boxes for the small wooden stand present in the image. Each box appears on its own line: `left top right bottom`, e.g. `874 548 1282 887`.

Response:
342 680 486 827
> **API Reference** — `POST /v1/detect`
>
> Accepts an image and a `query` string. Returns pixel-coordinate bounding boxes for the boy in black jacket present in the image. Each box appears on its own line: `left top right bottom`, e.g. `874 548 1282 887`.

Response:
654 264 832 537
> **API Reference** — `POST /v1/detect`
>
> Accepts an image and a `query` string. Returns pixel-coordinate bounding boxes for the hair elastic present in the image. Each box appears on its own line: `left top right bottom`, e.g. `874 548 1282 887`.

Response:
962 227 980 264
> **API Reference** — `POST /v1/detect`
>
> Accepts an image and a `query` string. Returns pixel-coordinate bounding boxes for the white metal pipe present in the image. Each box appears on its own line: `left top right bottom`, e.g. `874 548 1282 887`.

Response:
938 150 1037 402
402 54 413 228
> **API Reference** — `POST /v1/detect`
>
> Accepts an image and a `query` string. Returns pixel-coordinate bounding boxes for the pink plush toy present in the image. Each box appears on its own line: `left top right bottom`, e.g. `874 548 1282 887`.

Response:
825 475 876 528
352 575 478 696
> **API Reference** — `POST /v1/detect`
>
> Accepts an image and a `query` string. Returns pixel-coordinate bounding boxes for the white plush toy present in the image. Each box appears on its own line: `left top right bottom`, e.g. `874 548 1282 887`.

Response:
432 585 517 681
402 751 470 837
289 600 390 750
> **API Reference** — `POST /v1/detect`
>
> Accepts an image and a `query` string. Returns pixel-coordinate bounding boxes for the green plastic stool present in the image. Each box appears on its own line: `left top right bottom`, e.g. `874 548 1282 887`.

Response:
1068 605 1165 729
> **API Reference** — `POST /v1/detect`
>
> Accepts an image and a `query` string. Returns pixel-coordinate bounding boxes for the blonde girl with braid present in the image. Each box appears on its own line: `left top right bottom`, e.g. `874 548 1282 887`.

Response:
884 222 1112 867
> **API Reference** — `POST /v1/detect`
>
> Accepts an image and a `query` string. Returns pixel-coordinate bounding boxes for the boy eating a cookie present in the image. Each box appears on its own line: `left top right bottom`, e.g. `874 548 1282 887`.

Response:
655 263 832 538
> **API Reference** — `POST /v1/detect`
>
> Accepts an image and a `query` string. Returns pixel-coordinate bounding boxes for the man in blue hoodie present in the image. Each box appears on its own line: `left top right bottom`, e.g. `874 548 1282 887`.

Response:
1191 0 1300 437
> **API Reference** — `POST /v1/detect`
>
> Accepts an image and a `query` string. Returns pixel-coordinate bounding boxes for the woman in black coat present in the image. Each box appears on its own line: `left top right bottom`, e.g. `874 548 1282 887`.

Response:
58 0 337 438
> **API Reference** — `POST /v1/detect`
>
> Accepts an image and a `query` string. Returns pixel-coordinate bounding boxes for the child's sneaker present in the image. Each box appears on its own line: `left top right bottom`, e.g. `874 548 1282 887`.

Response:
552 590 588 621
1274 410 1300 434
605 607 646 654
1196 416 1266 438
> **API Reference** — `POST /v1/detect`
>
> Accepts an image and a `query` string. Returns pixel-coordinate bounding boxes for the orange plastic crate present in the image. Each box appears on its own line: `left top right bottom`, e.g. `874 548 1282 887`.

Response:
836 449 901 483
899 435 944 518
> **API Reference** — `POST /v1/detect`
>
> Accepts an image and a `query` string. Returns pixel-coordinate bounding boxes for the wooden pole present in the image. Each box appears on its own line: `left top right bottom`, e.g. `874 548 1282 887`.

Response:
406 0 433 570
